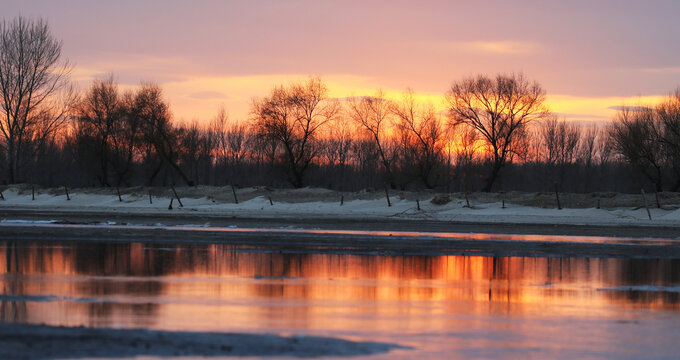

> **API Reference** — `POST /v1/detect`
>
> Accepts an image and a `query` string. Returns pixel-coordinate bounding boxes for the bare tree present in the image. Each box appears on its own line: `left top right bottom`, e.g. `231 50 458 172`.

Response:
452 124 480 180
178 120 213 185
227 125 250 165
391 90 446 188
350 135 381 188
445 73 549 191
576 125 599 167
524 124 544 164
110 90 142 186
319 115 355 188
347 90 396 187
540 116 581 183
657 89 680 190
251 77 338 187
576 124 600 191
541 116 579 165
76 75 120 186
0 17 72 183
608 107 664 191
133 84 193 186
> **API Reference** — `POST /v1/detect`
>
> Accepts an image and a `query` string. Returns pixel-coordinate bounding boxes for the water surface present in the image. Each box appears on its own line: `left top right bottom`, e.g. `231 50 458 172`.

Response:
1 241 679 359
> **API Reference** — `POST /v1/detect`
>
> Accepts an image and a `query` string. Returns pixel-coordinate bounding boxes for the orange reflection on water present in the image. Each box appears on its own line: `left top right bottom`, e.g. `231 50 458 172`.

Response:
1 241 678 334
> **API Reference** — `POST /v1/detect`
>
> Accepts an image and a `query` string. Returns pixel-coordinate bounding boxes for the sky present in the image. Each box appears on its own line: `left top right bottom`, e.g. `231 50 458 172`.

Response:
4 0 680 123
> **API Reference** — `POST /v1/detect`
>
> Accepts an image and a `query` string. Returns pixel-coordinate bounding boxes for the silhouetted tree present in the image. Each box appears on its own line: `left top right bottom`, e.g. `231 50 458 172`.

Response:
251 77 338 187
347 90 396 187
451 124 480 187
391 90 446 188
319 116 355 189
445 73 549 191
178 120 213 184
609 107 664 191
75 75 121 186
109 90 142 186
575 124 600 191
210 107 250 171
541 116 581 183
0 17 73 183
657 90 680 190
133 84 193 186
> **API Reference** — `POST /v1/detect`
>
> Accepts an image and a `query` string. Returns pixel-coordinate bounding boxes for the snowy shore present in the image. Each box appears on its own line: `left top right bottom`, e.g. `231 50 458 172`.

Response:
0 184 679 229
0 185 679 258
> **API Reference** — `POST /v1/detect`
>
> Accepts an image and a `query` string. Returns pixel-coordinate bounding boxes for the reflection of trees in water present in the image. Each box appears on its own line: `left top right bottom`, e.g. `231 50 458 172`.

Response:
74 243 169 321
0 242 27 322
203 251 680 311
603 290 679 310
0 242 172 323
1 241 679 323
601 258 680 309
154 249 679 311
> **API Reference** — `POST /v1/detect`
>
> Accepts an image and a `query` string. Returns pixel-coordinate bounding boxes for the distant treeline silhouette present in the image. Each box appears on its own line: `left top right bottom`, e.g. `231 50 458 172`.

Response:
2 16 679 193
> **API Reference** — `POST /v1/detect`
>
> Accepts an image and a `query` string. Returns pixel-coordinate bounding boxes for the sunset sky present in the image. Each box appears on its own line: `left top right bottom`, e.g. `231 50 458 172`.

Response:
5 0 680 123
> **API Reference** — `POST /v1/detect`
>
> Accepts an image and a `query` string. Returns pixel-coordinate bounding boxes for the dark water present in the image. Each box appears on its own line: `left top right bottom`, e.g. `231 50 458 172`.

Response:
1 241 680 359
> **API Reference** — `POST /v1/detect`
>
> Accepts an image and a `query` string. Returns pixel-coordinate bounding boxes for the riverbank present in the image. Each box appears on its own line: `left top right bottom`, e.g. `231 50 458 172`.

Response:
1 185 680 229
1 185 679 258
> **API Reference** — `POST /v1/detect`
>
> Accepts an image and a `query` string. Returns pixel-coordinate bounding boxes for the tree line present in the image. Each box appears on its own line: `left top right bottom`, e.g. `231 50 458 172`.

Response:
1 16 679 193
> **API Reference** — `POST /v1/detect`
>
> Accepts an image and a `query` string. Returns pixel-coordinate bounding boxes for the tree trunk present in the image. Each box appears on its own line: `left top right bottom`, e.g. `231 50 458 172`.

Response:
6 138 16 184
483 160 504 192
148 161 163 186
167 159 194 186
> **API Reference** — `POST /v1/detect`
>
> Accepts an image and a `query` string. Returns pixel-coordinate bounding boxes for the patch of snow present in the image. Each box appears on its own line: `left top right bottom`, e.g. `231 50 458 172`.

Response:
1 219 58 224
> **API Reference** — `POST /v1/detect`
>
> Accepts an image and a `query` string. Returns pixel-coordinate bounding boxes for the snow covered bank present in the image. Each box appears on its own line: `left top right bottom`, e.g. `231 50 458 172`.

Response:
1 185 679 228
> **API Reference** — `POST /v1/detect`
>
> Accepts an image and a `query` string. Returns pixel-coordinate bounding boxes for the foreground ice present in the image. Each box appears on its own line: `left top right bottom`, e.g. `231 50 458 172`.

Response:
0 322 405 359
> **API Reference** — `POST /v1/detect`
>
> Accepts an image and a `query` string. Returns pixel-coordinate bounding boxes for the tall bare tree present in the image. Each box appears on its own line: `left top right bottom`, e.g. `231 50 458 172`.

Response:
76 75 120 186
0 17 72 183
576 125 599 167
445 73 549 191
541 116 580 166
178 120 213 185
211 106 249 165
391 90 446 188
347 90 396 187
609 107 664 191
540 116 581 184
210 106 251 184
657 89 680 190
451 124 480 183
319 115 355 189
576 124 600 192
133 84 193 186
251 77 338 187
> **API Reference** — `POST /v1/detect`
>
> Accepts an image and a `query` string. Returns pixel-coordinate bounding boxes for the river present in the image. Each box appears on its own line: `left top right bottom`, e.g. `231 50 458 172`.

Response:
1 240 679 358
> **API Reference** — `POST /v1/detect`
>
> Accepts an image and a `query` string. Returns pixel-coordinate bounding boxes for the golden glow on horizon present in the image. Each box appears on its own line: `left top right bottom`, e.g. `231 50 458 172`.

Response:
72 70 670 124
546 94 666 122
